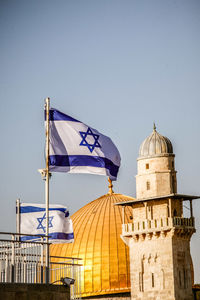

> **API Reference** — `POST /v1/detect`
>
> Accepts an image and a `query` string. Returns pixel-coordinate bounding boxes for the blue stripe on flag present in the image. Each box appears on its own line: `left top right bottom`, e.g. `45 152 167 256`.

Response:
49 232 74 240
45 109 79 122
20 232 74 242
20 206 66 214
49 155 119 177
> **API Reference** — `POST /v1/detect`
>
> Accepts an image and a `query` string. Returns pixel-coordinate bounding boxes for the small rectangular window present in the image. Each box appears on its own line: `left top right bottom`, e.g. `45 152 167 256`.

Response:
146 163 149 169
146 181 150 190
152 273 155 288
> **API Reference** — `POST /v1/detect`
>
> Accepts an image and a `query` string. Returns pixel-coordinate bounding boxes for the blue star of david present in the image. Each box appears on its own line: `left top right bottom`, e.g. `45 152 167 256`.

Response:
37 213 54 233
79 127 101 153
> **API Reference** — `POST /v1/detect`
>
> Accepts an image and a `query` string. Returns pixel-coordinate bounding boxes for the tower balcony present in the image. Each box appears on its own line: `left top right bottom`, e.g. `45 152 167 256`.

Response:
122 217 195 237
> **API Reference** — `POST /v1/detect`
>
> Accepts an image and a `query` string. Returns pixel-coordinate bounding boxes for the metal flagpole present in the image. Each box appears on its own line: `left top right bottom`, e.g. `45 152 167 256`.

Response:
16 198 20 238
45 97 50 283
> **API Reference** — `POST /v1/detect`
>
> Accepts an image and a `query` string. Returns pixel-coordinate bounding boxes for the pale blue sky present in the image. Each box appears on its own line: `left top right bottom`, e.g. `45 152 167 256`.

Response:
0 0 200 282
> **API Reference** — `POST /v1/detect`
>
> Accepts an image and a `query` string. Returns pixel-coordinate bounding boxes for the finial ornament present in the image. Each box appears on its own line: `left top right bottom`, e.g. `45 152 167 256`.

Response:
153 122 156 131
108 177 114 194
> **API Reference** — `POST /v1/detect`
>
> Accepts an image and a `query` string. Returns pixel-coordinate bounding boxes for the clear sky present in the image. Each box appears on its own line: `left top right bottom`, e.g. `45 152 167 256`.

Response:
0 0 200 282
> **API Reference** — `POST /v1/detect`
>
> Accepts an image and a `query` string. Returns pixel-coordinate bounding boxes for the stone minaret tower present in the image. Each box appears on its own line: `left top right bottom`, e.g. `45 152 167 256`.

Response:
118 125 198 300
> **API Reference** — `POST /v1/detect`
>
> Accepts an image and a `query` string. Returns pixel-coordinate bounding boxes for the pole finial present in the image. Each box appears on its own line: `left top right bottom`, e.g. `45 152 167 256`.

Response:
108 177 114 194
44 97 50 108
153 122 156 131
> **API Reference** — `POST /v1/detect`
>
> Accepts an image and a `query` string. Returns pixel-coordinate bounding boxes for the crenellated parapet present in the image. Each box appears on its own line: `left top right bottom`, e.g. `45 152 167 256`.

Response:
121 216 195 246
123 215 194 233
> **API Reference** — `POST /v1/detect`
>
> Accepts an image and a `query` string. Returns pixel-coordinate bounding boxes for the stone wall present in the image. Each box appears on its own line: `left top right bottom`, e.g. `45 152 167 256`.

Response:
128 233 176 300
0 283 70 300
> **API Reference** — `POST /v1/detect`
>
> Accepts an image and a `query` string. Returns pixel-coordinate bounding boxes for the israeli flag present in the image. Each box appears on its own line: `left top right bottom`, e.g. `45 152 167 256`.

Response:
47 108 121 181
19 203 74 243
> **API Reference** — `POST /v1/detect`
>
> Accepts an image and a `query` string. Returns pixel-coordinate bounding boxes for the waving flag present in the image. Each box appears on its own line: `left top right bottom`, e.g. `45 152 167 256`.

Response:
19 203 74 243
46 108 121 180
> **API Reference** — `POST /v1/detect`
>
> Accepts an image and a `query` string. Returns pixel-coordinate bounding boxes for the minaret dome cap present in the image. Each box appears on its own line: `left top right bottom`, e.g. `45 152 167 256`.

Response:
139 124 173 157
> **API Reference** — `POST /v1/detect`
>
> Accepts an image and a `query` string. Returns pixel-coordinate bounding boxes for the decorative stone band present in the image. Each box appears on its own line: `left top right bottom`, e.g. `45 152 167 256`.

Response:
122 217 195 239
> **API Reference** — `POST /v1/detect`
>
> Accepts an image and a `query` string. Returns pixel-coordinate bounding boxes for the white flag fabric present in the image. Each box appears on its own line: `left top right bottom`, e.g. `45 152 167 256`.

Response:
46 108 121 181
19 203 74 243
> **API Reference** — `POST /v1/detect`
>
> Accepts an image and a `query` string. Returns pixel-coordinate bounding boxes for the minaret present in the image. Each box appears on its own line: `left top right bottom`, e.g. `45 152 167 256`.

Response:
118 126 199 300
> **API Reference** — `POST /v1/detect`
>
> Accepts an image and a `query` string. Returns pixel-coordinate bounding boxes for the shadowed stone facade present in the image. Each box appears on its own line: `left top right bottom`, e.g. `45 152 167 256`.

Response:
0 283 70 300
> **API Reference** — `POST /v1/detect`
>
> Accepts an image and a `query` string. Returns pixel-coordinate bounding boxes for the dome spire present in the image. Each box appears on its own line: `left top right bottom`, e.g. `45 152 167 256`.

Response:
108 177 114 194
153 122 156 131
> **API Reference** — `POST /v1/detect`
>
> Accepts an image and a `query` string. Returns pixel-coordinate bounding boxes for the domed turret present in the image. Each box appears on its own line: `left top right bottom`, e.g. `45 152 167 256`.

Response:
139 124 173 158
136 124 177 199
51 181 135 298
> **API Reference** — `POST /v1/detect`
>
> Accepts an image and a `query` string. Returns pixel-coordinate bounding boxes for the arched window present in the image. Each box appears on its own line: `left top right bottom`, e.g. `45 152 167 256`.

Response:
161 269 165 289
174 209 177 217
179 270 182 287
139 272 143 292
183 269 187 289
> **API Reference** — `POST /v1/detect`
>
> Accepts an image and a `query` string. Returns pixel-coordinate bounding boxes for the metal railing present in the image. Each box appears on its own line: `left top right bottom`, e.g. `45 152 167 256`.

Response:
0 232 82 299
0 232 47 284
50 256 82 299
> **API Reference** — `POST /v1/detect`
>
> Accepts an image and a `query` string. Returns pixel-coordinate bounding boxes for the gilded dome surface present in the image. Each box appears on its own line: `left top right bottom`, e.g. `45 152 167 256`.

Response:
50 190 134 297
139 124 173 157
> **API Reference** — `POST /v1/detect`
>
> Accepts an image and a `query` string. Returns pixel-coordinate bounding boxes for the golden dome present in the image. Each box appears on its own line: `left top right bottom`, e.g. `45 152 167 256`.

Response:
51 187 134 297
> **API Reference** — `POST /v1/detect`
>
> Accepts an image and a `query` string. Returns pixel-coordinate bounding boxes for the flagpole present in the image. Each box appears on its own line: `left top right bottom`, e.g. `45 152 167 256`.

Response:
45 97 50 283
16 198 20 241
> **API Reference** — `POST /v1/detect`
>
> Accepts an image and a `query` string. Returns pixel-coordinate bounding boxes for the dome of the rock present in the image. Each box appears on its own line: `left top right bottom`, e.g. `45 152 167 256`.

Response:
50 186 134 298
